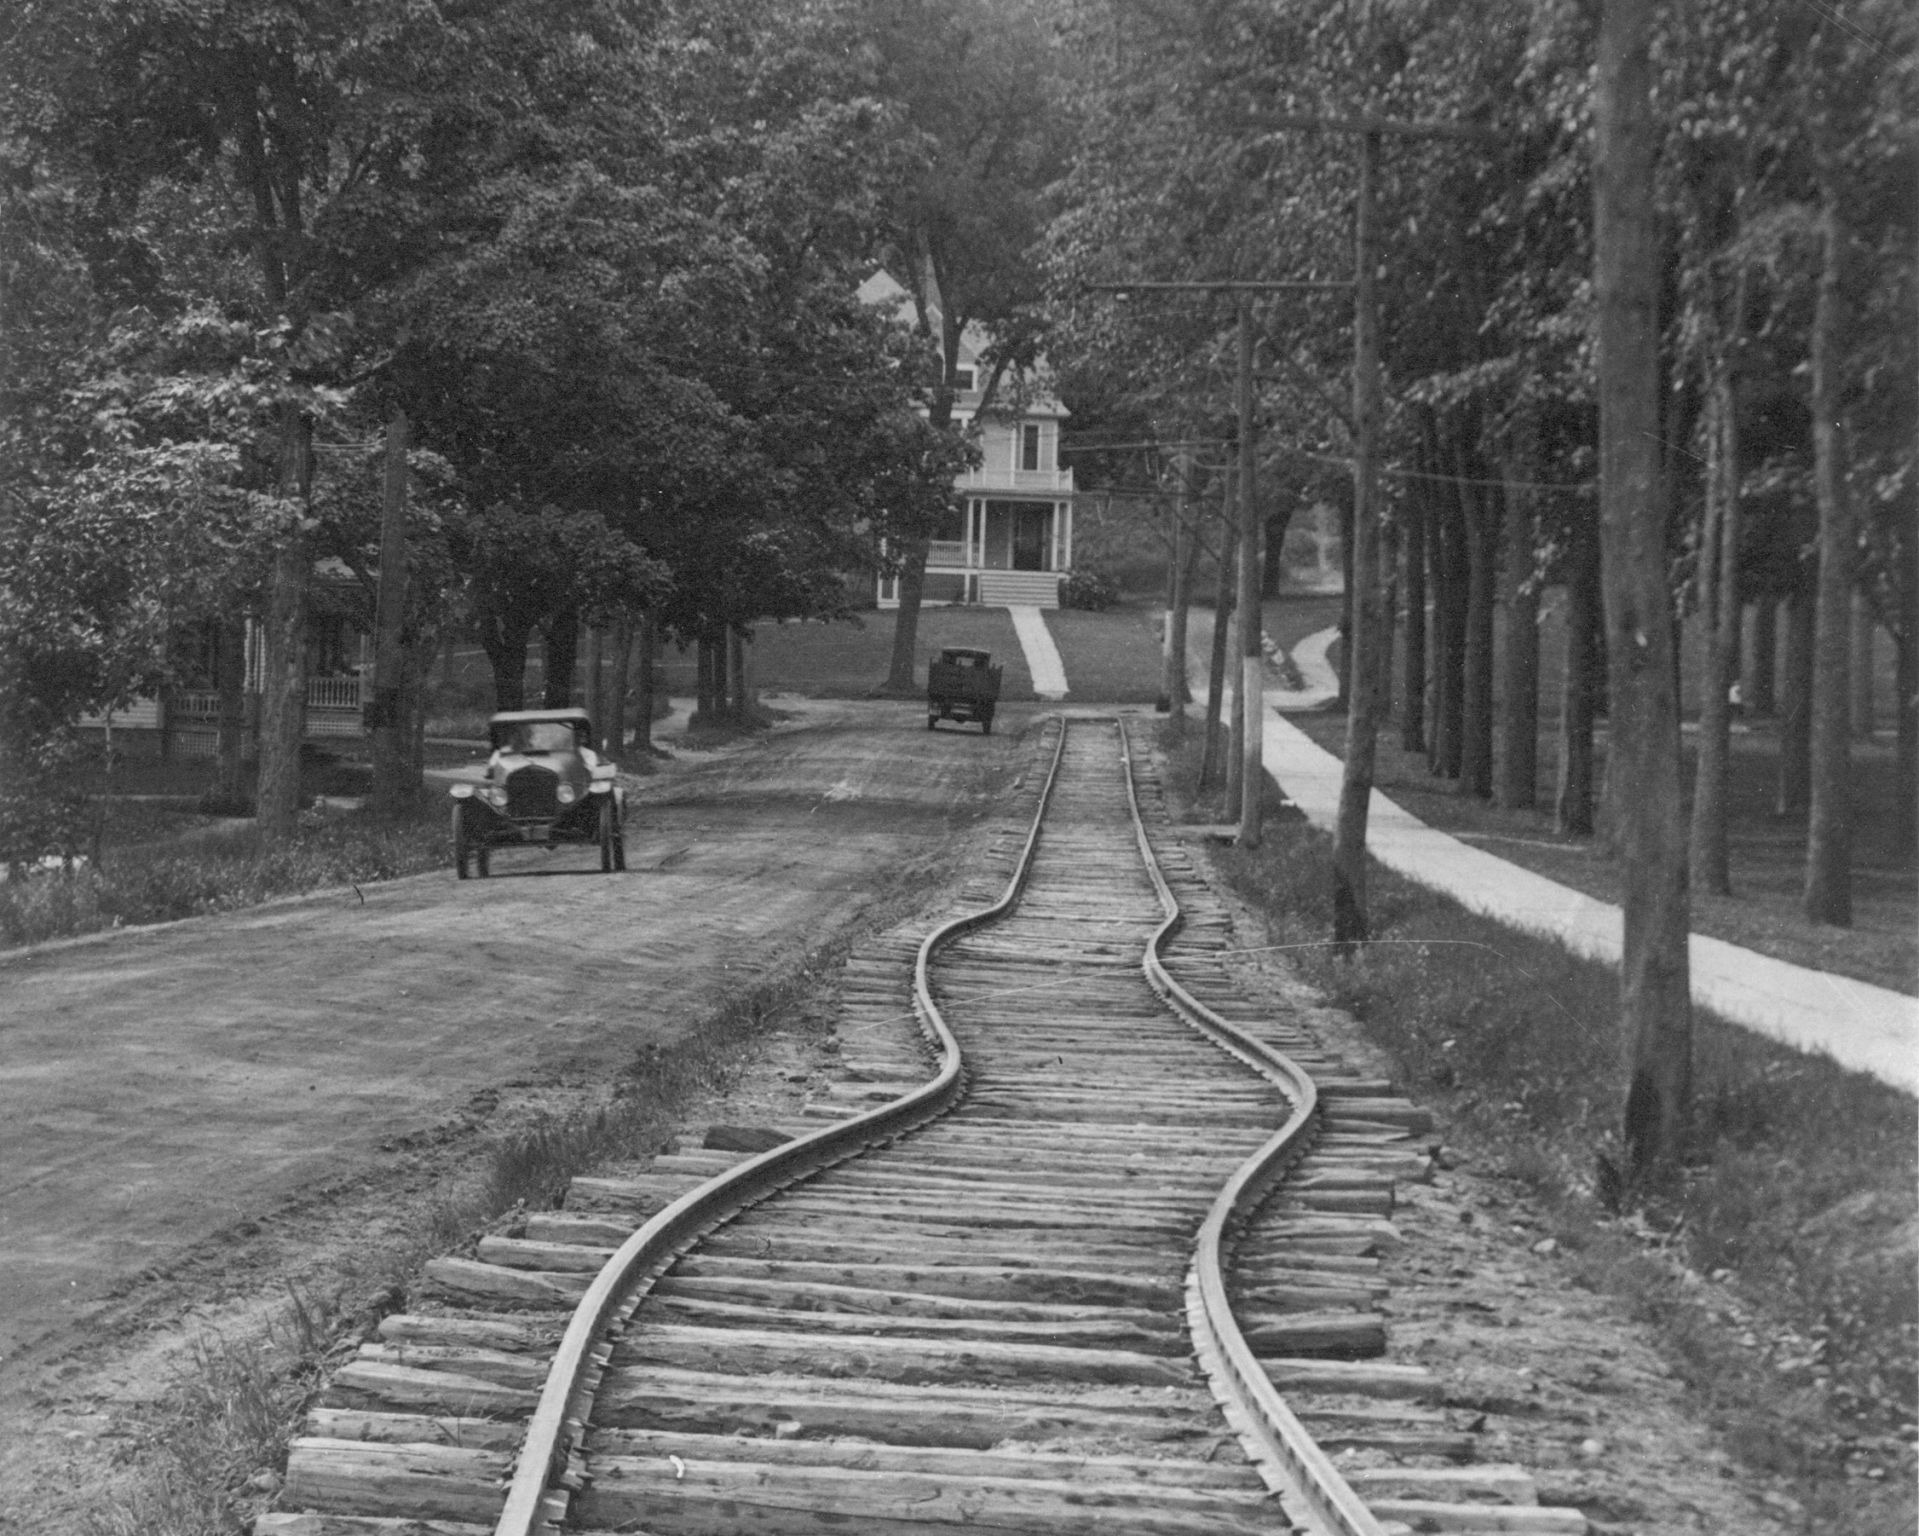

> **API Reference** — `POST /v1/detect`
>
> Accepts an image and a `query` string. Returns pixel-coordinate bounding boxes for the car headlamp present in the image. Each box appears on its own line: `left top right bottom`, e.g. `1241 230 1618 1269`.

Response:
557 783 577 805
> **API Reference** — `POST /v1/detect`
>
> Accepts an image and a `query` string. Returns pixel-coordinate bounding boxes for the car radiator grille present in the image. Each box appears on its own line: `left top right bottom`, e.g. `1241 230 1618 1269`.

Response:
505 766 559 819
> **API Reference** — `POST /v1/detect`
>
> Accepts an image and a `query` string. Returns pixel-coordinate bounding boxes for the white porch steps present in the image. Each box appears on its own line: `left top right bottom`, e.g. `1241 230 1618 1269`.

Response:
977 570 1061 608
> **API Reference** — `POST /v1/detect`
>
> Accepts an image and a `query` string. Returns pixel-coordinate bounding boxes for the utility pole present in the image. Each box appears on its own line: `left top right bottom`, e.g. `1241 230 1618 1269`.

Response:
369 404 412 818
1234 291 1260 845
1241 111 1499 934
1333 131 1382 940
1085 280 1347 848
1159 449 1196 730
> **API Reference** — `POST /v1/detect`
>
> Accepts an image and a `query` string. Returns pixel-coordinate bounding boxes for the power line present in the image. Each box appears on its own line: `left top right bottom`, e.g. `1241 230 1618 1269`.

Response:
1067 437 1596 493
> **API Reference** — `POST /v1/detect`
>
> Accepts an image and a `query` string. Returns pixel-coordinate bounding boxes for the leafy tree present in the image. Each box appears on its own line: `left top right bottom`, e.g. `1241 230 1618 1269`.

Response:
859 0 1071 692
4 0 663 833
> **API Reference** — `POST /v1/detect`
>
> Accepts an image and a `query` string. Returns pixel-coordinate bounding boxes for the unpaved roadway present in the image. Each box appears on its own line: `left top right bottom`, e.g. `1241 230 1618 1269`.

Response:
0 699 1029 1519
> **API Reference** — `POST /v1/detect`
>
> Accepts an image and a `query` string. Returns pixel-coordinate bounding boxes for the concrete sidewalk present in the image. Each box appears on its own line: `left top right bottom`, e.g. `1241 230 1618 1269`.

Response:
1185 610 1918 1093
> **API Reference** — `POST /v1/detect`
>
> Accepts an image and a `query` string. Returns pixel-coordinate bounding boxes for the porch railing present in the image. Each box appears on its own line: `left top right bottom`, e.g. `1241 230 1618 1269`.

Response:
956 466 1074 494
306 673 365 711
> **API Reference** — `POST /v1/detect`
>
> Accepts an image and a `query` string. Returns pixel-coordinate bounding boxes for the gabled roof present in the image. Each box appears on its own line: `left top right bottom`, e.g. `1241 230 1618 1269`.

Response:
859 268 1067 421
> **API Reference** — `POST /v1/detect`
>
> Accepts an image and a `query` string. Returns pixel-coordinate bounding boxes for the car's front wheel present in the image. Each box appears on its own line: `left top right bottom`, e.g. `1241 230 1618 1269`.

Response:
599 799 622 873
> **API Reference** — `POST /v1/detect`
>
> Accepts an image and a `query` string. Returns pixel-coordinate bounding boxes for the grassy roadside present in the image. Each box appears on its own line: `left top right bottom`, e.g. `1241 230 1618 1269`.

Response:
0 802 450 950
1163 727 1917 1533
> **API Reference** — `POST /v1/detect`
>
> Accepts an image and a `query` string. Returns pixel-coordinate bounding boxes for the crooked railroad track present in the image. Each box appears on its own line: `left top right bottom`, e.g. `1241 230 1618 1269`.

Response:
261 715 1588 1536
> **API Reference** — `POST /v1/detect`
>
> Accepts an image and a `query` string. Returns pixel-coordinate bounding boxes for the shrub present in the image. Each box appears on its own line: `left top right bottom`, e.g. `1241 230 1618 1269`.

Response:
1060 567 1120 611
0 804 448 949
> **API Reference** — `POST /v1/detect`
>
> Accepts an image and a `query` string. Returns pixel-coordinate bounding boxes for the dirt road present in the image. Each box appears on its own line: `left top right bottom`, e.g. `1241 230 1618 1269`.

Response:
0 700 1023 1384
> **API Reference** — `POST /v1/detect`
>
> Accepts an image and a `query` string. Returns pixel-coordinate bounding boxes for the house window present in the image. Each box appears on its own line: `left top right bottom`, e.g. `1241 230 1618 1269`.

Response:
951 366 975 392
1021 423 1041 472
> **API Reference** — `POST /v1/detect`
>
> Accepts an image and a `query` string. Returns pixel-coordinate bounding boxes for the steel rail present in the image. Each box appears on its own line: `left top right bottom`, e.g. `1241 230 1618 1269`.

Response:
1117 718 1387 1536
491 721 1072 1536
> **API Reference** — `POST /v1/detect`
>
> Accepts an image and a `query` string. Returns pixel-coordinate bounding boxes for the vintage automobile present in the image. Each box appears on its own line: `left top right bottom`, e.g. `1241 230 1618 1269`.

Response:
926 647 1002 734
449 708 625 877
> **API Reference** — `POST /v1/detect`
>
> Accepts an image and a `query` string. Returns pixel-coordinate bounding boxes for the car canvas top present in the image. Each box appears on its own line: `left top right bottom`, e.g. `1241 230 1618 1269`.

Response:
487 707 593 726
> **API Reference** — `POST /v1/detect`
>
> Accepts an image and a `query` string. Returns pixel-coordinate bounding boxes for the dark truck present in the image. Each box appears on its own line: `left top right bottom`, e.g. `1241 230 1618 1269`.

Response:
926 647 1002 734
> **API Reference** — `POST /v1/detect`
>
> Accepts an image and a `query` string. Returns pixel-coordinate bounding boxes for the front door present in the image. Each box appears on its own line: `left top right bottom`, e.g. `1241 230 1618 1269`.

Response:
1012 506 1049 571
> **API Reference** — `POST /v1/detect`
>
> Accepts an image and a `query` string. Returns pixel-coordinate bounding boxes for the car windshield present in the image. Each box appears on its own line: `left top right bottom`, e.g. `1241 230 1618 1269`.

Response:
507 722 577 753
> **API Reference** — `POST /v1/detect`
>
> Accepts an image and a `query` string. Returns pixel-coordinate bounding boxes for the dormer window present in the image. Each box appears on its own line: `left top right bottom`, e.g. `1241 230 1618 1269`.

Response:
1021 423 1042 472
951 366 976 392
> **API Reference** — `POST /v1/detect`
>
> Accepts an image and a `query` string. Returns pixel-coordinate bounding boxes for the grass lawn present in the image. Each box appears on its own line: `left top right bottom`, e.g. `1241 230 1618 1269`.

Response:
1262 590 1347 659
750 609 1039 698
753 604 1168 704
1044 603 1167 704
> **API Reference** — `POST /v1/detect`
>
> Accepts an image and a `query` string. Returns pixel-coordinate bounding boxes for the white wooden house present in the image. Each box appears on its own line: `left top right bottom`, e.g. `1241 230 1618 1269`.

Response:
861 270 1075 609
75 566 369 757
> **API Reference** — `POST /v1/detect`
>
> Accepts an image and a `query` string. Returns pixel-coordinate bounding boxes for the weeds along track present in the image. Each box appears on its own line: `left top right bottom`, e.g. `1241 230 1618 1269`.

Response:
260 717 1589 1536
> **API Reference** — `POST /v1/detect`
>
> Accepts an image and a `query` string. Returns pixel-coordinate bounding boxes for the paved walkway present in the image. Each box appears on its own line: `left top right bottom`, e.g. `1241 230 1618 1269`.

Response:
1206 616 1919 1093
1007 606 1069 700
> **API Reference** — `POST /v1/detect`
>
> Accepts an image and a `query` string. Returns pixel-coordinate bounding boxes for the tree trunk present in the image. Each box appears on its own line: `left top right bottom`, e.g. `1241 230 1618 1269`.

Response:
1200 478 1237 791
1232 292 1261 843
255 410 312 842
1160 468 1188 718
1896 577 1917 852
1459 472 1498 799
1803 190 1853 926
215 615 249 812
606 616 632 757
1595 0 1691 1181
404 647 427 783
1747 596 1777 714
1336 491 1355 707
1378 510 1399 724
1401 478 1427 753
1555 509 1601 836
695 632 716 721
1690 351 1741 897
480 614 533 711
1777 580 1814 816
884 537 930 694
1850 591 1874 738
632 612 657 758
1497 459 1540 810
1166 463 1202 740
540 613 579 709
1430 473 1468 781
1262 512 1286 596
1332 129 1384 944
583 625 604 740
729 625 753 721
370 406 412 819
